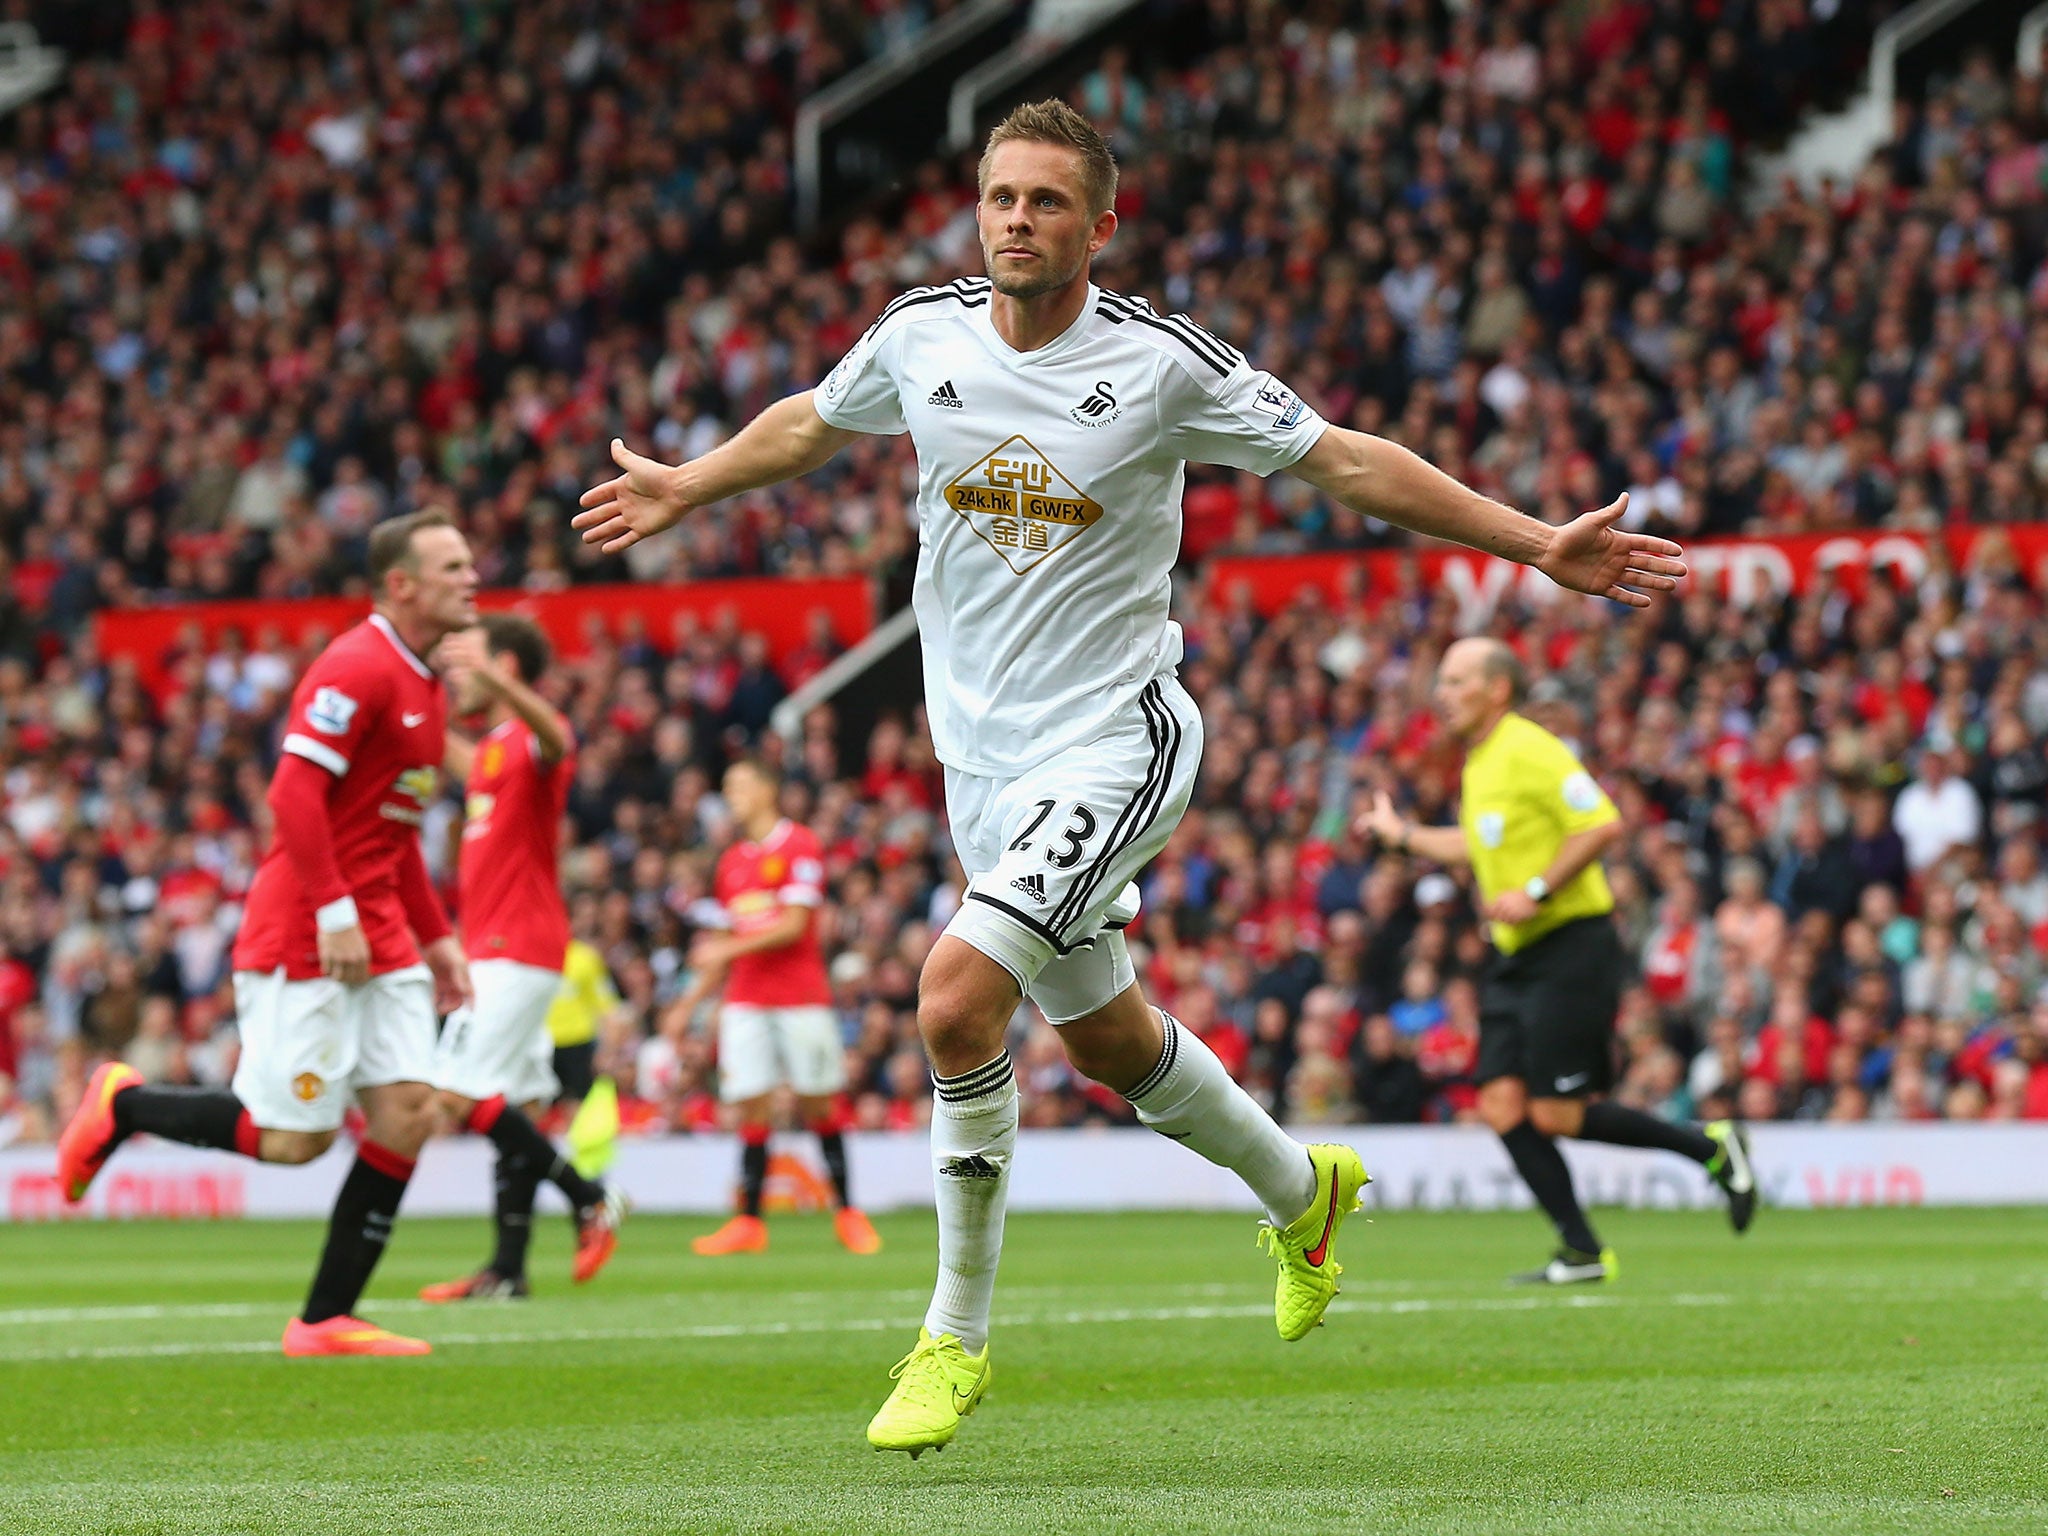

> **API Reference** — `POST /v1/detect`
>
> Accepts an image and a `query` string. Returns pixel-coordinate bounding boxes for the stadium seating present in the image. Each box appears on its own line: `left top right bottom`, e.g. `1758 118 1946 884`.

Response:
4 0 2048 1150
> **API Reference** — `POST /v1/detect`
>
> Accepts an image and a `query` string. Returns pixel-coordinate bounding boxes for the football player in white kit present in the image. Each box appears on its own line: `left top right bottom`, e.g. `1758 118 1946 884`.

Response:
576 101 1685 1456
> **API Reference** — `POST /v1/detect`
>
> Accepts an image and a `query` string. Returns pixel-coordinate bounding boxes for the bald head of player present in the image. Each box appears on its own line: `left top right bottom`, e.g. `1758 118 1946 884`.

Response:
976 101 1118 344
368 510 480 658
1434 637 1526 744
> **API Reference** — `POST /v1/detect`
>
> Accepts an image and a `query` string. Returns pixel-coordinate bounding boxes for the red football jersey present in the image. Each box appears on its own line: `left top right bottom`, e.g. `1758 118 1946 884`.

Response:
715 820 831 1007
458 716 573 970
233 616 448 980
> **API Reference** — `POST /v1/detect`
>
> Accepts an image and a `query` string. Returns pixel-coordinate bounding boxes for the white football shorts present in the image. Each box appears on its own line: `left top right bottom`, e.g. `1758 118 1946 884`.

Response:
942 674 1200 1022
717 1004 847 1103
231 964 437 1134
432 958 563 1106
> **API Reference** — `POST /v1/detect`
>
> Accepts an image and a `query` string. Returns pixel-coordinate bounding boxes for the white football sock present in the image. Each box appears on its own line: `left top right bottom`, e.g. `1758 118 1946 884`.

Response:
1127 1014 1316 1224
923 1051 1017 1353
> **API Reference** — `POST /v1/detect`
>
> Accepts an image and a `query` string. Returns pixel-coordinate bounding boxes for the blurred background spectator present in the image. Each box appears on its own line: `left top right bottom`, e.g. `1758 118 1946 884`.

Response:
3 0 2048 1144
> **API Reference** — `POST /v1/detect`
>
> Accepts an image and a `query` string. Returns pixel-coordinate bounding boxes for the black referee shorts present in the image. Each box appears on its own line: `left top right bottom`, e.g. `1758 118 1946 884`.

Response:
1476 914 1623 1099
552 1040 597 1103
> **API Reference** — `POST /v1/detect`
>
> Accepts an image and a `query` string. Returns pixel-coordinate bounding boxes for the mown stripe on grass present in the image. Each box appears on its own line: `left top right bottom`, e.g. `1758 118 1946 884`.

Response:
0 1291 1734 1362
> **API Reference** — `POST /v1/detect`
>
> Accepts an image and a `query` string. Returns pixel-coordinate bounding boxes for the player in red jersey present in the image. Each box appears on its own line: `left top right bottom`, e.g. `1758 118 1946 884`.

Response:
683 756 881 1256
419 612 626 1302
56 512 475 1357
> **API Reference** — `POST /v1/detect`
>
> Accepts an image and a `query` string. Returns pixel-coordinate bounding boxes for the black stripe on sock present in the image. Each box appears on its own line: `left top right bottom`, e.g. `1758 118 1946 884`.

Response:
1128 1016 1182 1103
934 1053 1014 1103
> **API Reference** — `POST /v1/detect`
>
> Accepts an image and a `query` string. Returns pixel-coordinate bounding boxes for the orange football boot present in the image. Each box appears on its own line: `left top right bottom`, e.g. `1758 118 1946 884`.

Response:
281 1316 431 1357
572 1186 629 1284
56 1062 143 1203
691 1214 769 1256
419 1269 528 1303
834 1207 883 1255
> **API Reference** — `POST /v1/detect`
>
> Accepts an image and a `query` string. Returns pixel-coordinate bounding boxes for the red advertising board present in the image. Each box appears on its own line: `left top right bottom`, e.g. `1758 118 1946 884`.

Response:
1205 526 2048 627
94 577 876 689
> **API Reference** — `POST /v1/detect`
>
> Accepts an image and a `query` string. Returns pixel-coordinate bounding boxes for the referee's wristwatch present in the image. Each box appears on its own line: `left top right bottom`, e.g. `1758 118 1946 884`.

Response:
1523 875 1552 905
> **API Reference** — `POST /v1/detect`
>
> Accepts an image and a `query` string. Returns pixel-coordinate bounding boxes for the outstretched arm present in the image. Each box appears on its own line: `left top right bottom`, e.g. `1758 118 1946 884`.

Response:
572 392 864 554
1357 790 1470 866
1289 426 1685 608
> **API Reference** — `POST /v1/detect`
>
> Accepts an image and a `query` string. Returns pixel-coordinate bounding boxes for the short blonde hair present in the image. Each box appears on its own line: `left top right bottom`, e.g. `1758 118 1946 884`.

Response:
978 99 1118 217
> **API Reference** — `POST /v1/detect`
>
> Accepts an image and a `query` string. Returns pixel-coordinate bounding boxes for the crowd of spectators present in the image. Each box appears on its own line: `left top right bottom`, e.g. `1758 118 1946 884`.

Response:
0 0 1904 640
7 0 2048 1147
10 528 2048 1146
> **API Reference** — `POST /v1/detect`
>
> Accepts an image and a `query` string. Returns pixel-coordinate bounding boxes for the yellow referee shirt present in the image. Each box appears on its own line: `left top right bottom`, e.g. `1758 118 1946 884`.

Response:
1459 712 1618 956
547 939 617 1048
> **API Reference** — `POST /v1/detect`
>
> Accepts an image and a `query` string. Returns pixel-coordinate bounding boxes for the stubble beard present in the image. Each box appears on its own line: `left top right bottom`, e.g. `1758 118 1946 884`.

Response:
986 246 1083 300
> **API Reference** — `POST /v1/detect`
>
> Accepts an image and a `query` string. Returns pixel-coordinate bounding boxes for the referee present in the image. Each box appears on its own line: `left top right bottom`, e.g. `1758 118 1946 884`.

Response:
1361 638 1756 1283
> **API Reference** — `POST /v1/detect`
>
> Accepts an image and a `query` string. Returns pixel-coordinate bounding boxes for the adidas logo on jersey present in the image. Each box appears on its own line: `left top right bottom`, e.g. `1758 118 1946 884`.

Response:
1010 871 1047 904
939 1154 1002 1180
928 380 964 408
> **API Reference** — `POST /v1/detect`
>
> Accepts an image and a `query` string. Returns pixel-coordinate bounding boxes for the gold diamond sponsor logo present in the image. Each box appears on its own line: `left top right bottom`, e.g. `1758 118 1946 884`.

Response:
944 435 1104 573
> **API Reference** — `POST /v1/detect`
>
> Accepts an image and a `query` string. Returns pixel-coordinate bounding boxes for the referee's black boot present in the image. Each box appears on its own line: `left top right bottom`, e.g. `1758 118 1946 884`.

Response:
1510 1246 1617 1286
1704 1120 1759 1234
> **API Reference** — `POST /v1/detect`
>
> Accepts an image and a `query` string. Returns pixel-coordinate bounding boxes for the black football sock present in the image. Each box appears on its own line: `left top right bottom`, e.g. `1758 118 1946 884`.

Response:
813 1122 852 1208
468 1095 603 1210
740 1131 770 1219
488 1148 541 1279
113 1085 260 1158
1576 1102 1717 1165
1500 1120 1602 1254
301 1142 413 1324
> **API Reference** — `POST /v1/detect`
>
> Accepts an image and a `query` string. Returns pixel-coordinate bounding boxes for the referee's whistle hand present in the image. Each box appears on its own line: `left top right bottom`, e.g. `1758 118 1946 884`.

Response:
1485 891 1541 925
1356 790 1403 845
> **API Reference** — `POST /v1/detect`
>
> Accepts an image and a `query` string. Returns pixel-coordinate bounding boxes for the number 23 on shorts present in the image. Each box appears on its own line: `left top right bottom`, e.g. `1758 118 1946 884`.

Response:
1008 799 1098 868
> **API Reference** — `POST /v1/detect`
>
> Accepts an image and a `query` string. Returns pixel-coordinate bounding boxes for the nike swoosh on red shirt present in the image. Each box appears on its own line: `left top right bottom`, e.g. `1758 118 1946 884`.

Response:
402 712 428 727
1301 1173 1343 1268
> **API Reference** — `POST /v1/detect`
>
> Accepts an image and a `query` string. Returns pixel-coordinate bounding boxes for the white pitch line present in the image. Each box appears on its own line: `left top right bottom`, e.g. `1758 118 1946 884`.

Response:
0 1281 1249 1329
0 1292 1731 1363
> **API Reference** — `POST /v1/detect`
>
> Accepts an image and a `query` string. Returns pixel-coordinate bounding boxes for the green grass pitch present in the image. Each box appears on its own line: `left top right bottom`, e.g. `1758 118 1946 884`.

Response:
0 1205 2041 1535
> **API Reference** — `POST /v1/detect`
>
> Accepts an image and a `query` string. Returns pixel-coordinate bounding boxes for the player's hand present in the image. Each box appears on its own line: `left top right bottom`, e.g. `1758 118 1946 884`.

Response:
688 933 739 974
423 936 473 1013
435 627 492 684
319 924 372 988
435 627 494 713
573 439 694 554
1535 494 1687 609
1484 891 1541 925
1355 790 1406 849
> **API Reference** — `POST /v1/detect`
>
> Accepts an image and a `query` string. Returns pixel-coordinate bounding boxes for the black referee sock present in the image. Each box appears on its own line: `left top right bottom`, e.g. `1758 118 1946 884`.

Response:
740 1135 770 1219
113 1085 260 1157
815 1128 852 1209
470 1095 603 1211
489 1148 541 1279
1500 1121 1602 1254
302 1143 413 1324
1576 1102 1716 1165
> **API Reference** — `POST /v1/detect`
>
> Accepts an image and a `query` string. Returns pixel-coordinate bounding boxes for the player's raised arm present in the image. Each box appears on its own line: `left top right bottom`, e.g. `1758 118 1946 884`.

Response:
438 626 571 763
573 391 864 554
1287 426 1686 608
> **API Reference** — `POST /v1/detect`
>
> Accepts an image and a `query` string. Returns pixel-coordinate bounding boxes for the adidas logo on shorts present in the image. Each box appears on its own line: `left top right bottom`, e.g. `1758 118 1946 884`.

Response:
1010 871 1047 904
927 380 964 408
939 1154 1001 1180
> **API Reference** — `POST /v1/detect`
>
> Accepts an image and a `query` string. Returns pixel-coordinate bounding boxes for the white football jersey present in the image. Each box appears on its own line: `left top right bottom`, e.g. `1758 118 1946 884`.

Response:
816 278 1327 776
